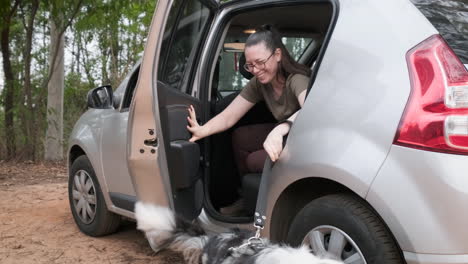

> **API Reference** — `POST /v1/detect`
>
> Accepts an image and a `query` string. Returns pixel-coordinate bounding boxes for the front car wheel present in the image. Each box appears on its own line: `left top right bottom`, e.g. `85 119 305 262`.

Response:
68 155 121 236
71 169 97 224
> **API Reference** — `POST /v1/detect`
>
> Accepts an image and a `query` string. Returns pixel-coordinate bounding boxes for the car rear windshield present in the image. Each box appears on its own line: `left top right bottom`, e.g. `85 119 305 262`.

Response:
412 0 468 64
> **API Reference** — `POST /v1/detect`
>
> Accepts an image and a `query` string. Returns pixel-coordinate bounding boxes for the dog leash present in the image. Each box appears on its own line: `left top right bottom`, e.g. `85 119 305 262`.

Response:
227 228 266 254
252 158 272 234
227 158 274 255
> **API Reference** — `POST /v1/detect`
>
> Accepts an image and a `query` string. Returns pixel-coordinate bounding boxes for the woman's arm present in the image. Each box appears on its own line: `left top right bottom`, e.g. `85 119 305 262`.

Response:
187 95 255 142
263 90 306 161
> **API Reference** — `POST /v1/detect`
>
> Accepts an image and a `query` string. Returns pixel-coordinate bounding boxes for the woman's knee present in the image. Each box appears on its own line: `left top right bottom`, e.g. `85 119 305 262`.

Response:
232 123 275 151
246 149 268 173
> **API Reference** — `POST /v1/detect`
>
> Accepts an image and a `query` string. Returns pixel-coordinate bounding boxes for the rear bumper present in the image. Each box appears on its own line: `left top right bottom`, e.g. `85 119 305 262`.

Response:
367 145 468 255
405 252 468 264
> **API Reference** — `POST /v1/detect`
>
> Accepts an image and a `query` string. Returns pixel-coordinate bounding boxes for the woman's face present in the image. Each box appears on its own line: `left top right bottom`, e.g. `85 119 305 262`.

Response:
244 42 281 84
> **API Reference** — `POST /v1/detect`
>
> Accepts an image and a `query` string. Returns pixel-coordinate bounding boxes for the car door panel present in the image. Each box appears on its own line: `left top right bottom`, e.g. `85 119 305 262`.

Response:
157 80 204 219
128 0 173 209
128 0 216 220
101 66 141 199
101 111 135 196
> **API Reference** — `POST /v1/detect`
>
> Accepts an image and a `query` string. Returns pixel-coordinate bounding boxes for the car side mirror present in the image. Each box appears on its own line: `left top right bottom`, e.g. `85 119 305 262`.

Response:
87 85 113 109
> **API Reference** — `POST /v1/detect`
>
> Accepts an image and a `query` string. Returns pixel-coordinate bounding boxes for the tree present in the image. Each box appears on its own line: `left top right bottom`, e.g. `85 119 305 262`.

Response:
20 0 40 160
44 15 65 160
0 0 20 160
44 0 83 160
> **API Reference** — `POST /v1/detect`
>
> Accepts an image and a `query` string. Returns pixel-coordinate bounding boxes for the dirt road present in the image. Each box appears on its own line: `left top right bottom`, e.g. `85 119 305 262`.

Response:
0 161 183 264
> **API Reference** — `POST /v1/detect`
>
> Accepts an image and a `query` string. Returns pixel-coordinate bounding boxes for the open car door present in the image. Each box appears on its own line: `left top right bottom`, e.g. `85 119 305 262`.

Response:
128 0 218 220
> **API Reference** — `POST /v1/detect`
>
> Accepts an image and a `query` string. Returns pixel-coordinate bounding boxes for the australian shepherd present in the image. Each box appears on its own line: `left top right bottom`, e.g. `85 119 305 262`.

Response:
135 202 343 264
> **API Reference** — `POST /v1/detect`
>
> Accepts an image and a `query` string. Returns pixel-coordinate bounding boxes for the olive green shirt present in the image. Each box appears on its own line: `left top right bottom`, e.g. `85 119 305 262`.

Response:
240 73 310 121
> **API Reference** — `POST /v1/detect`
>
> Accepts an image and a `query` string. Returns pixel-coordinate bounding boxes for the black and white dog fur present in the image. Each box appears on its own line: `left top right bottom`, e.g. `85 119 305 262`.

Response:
135 202 343 264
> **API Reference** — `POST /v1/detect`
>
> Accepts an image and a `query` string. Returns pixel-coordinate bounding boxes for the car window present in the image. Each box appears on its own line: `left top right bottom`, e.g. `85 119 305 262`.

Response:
158 0 211 93
217 36 312 93
121 66 140 110
411 0 468 63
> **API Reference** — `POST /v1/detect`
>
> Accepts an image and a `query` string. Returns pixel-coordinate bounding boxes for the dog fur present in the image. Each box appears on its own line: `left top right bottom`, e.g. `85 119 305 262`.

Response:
135 201 343 264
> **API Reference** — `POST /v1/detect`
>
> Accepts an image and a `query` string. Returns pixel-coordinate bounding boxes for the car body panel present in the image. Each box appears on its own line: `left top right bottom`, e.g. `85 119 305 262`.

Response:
99 64 141 197
68 111 115 210
368 145 468 254
404 252 468 264
259 0 437 236
101 111 135 196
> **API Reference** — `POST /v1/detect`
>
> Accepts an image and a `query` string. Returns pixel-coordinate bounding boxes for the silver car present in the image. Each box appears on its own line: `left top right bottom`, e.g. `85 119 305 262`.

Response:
68 0 468 263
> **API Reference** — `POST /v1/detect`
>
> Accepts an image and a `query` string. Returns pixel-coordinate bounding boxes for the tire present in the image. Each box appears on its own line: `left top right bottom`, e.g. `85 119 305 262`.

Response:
68 155 121 237
287 193 404 264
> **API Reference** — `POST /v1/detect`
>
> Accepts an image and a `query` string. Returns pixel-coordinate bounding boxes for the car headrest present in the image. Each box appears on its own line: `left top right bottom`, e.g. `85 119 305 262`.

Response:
238 53 254 80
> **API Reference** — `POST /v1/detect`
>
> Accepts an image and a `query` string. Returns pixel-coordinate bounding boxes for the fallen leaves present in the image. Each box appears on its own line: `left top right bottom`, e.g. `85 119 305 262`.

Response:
0 160 67 189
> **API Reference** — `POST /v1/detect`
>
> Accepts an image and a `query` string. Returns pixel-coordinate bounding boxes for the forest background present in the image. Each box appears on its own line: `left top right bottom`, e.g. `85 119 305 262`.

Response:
0 0 156 161
2 0 466 162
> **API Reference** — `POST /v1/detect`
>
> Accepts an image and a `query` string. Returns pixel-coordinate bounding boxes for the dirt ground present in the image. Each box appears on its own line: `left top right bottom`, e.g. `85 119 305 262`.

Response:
0 161 183 264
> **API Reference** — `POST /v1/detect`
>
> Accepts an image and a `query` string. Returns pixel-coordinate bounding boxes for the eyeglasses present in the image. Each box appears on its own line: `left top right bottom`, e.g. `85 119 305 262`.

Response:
243 52 275 72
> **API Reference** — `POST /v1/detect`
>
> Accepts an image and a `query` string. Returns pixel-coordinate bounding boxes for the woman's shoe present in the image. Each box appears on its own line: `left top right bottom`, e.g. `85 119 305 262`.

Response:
219 198 245 216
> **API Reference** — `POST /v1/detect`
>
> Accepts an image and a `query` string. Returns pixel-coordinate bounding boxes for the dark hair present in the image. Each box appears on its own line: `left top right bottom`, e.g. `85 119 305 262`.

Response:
245 24 311 81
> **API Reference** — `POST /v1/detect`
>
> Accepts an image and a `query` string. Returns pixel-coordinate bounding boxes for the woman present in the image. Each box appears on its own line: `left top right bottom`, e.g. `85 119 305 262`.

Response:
187 25 310 215
188 25 310 166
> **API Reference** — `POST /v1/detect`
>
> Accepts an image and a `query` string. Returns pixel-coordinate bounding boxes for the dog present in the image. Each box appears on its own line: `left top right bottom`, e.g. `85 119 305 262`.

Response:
135 201 343 264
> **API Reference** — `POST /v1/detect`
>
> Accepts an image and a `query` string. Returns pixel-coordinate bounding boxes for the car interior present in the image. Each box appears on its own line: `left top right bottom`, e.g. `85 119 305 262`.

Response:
113 1 334 222
205 3 333 222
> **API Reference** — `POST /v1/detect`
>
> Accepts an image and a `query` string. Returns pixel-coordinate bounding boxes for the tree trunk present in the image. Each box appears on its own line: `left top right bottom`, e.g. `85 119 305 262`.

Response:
80 35 96 87
75 30 81 74
110 24 119 87
70 25 80 74
44 19 64 161
0 1 20 160
99 34 110 85
23 0 40 160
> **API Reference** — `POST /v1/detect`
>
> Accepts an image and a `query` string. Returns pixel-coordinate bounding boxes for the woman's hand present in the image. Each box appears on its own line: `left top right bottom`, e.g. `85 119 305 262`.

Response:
263 123 291 162
186 105 204 142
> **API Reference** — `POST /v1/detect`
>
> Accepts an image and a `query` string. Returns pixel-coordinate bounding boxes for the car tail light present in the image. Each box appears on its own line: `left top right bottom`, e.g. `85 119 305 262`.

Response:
394 34 468 154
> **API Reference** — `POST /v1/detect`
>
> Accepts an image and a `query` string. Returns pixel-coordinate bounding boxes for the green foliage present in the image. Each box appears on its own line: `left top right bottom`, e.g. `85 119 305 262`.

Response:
63 72 91 148
0 0 157 160
61 0 157 153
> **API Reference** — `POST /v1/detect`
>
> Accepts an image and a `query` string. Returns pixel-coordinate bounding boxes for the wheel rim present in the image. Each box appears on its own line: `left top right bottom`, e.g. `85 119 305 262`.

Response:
302 225 367 264
71 170 97 224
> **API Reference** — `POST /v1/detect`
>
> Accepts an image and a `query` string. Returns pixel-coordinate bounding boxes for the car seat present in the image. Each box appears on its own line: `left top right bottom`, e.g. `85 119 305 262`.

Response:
242 173 262 215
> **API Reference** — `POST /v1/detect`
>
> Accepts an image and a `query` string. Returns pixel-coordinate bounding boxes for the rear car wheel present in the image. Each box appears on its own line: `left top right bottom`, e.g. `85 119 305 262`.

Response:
287 194 404 264
68 155 121 236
